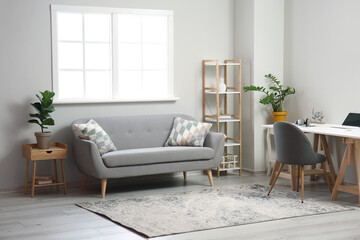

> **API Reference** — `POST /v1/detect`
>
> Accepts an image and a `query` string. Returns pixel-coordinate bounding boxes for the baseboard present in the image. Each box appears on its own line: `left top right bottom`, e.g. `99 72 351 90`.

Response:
241 168 267 176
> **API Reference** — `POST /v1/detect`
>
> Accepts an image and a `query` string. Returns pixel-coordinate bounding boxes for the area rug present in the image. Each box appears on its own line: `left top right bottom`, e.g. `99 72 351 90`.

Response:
77 184 353 238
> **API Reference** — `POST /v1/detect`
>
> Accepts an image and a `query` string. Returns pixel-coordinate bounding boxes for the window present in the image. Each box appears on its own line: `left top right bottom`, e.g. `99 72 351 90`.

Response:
51 5 175 103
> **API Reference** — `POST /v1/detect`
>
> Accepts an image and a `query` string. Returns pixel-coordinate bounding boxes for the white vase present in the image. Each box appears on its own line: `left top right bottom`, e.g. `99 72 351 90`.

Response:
219 83 226 92
219 76 226 92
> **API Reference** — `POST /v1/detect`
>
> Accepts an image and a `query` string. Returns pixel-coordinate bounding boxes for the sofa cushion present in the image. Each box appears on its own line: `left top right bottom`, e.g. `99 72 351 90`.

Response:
102 147 215 167
74 119 117 155
165 117 212 147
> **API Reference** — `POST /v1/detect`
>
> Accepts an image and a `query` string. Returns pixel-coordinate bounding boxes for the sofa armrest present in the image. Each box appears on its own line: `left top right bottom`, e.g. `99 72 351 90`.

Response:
71 131 107 179
203 132 225 166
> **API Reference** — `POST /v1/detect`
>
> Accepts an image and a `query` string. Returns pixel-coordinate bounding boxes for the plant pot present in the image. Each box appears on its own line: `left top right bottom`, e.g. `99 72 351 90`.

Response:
35 132 52 149
272 111 287 122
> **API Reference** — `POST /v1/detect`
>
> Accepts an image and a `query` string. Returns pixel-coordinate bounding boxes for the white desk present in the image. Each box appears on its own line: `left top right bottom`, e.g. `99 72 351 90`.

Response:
263 123 360 204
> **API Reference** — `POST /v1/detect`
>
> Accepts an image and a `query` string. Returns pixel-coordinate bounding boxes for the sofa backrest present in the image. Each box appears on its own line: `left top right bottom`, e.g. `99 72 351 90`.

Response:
71 114 197 150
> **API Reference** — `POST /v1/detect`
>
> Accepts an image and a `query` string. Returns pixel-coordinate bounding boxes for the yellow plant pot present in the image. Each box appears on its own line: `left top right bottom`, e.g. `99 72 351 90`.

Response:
272 111 287 122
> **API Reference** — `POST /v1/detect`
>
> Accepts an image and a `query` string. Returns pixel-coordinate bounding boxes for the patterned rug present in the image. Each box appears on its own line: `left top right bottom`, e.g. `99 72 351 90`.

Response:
77 184 353 238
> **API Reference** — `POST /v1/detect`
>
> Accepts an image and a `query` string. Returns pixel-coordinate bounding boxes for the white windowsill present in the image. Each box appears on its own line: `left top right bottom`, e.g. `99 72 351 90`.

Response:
53 97 180 105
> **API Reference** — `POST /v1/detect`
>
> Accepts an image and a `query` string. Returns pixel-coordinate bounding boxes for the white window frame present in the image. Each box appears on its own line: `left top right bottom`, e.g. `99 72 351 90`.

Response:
51 5 177 104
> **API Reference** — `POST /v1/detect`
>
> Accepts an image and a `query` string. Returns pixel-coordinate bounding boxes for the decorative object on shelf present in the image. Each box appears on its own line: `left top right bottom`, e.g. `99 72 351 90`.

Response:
243 73 295 122
202 59 242 177
28 90 55 149
219 76 227 92
295 118 312 127
312 108 325 123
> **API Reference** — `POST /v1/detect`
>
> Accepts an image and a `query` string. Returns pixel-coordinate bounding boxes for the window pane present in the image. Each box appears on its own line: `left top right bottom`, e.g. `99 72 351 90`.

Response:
85 43 110 70
143 44 167 70
58 42 83 69
118 71 142 99
84 13 110 42
117 15 141 43
58 71 84 99
57 13 83 41
85 71 111 99
142 15 167 43
143 71 167 98
118 43 141 70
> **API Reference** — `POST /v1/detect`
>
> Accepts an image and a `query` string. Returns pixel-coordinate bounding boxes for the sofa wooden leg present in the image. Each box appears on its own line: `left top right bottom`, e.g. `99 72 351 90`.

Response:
82 174 87 190
206 169 213 186
183 171 187 180
101 178 107 198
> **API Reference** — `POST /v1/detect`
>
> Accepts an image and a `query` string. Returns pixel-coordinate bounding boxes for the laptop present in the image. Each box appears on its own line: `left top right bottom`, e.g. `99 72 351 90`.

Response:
342 113 360 127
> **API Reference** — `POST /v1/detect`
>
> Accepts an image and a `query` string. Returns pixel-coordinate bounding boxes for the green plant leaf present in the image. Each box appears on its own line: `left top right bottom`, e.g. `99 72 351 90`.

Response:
43 118 55 126
28 119 40 125
29 113 44 120
31 102 42 113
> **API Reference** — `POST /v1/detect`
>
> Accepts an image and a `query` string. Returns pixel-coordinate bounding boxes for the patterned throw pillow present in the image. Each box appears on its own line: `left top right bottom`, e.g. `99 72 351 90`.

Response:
165 117 212 147
74 119 117 155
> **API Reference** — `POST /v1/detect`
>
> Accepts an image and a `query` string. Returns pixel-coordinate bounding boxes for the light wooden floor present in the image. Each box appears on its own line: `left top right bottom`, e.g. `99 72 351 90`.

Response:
1 172 360 240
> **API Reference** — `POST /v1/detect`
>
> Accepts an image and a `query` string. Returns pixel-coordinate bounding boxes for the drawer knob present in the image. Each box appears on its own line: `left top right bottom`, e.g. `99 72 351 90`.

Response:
46 151 53 154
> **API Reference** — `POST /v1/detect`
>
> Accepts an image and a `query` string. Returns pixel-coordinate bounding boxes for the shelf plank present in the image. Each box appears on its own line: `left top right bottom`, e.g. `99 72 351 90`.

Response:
224 142 241 147
205 91 240 95
204 62 241 66
206 118 240 123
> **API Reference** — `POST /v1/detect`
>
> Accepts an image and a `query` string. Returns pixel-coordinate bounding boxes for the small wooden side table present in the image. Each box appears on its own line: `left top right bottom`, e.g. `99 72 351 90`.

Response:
22 142 68 197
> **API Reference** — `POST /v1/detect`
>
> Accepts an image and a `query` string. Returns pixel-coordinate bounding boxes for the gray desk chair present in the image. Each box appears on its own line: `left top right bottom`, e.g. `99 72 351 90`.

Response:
268 121 332 203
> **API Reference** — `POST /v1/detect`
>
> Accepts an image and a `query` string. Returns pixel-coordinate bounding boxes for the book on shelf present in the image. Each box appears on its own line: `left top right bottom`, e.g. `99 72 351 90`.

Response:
35 175 55 184
219 115 232 119
36 180 53 185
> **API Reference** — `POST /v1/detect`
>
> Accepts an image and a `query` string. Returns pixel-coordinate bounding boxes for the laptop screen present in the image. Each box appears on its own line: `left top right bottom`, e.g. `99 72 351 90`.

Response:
342 113 360 127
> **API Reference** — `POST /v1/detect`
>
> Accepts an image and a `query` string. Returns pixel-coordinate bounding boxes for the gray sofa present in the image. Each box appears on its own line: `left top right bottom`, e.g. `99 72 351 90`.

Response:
71 114 225 198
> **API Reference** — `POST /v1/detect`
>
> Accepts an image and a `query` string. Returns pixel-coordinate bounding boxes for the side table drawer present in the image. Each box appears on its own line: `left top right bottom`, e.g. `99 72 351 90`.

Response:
23 142 67 160
31 150 67 160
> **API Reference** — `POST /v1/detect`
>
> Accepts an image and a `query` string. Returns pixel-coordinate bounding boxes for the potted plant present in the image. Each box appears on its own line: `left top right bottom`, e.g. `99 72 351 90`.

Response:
28 90 55 149
243 73 295 122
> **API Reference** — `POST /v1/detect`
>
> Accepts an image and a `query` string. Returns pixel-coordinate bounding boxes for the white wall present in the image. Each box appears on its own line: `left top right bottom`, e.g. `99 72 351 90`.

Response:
284 0 360 182
234 0 284 173
234 0 254 171
0 0 234 189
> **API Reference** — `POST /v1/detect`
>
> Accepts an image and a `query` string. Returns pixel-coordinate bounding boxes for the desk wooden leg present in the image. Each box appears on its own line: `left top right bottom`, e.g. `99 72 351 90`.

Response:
53 159 59 192
301 165 305 203
31 161 37 198
320 135 337 184
269 160 280 185
354 141 360 205
331 145 350 200
266 128 272 176
321 162 332 194
60 159 67 195
311 134 320 181
24 159 29 194
290 165 297 191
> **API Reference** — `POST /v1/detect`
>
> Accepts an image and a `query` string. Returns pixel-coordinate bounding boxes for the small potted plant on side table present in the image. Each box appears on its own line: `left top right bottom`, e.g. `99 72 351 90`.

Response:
243 74 295 122
28 90 55 149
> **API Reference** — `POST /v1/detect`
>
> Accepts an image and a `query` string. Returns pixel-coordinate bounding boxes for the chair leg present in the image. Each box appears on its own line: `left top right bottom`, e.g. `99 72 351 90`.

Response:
101 178 107 199
321 162 332 194
297 165 300 192
206 169 214 186
301 165 305 203
183 171 187 180
268 163 285 196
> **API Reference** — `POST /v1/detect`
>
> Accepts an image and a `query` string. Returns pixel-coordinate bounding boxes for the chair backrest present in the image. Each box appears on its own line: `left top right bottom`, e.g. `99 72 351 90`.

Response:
273 121 317 165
